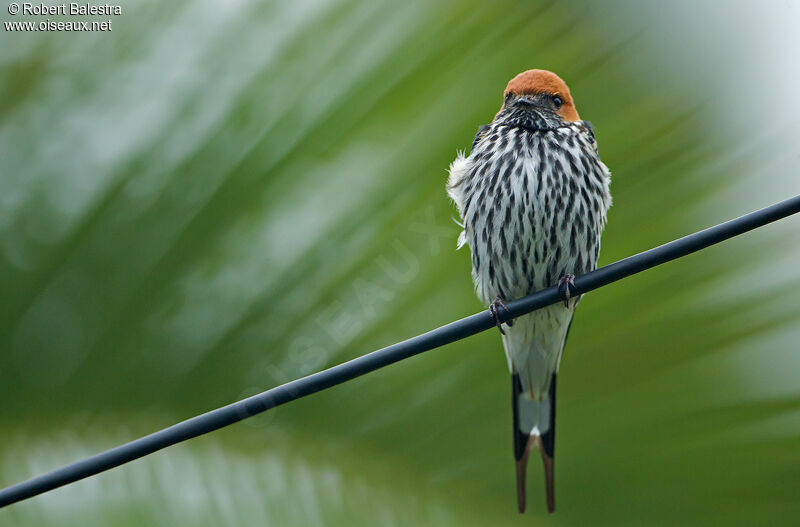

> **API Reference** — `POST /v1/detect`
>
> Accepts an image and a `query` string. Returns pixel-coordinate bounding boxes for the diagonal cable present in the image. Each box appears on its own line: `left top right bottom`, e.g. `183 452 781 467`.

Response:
1 194 799 509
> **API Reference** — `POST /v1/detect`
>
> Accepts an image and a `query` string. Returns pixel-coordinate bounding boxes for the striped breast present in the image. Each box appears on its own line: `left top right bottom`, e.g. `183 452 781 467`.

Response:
448 121 611 307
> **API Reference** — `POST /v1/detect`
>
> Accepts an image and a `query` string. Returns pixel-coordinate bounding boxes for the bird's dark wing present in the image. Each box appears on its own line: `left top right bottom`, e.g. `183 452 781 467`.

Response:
471 124 490 152
578 120 598 153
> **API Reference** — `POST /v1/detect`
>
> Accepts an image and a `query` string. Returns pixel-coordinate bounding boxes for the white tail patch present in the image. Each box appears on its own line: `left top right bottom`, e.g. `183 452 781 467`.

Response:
518 392 552 436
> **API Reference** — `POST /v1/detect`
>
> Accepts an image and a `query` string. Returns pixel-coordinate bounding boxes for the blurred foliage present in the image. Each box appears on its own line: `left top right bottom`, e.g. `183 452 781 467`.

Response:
2 0 800 525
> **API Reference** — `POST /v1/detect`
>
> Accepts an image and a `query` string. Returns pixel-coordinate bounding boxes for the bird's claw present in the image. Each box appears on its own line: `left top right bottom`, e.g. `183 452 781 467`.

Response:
557 274 576 308
489 296 514 335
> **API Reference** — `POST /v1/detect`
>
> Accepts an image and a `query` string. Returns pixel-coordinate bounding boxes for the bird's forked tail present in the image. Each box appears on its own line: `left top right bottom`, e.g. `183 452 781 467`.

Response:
512 373 556 514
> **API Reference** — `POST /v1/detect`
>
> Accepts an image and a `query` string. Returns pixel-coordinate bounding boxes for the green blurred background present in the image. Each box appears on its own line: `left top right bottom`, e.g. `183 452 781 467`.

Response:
2 0 800 525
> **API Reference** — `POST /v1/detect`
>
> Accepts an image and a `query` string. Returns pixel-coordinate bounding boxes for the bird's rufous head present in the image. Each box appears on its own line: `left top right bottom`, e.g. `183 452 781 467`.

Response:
502 69 580 122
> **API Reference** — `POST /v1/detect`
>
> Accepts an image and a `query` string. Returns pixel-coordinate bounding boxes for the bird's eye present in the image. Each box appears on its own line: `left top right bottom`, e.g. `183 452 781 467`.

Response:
552 96 563 109
505 92 514 103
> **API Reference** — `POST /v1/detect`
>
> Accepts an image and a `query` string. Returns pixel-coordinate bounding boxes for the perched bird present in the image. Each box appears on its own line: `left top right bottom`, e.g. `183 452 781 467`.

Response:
447 69 611 513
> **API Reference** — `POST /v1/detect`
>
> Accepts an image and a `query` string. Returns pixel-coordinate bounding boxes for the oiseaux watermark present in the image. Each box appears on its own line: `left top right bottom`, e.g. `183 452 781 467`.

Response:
5 2 122 32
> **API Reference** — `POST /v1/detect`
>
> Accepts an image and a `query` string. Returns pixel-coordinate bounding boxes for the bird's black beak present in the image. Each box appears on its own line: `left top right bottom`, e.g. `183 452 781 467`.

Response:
513 96 547 115
515 96 536 108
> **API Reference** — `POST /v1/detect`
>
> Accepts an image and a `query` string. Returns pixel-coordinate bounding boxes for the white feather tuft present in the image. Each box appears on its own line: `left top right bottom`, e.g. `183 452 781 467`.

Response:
456 230 467 250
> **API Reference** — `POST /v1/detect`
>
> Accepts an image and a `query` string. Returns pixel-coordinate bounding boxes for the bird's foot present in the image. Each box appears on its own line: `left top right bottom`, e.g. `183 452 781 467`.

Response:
488 296 514 335
557 274 576 308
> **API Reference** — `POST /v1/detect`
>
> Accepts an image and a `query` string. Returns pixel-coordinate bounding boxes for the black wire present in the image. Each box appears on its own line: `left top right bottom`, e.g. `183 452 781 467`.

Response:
2 194 799 508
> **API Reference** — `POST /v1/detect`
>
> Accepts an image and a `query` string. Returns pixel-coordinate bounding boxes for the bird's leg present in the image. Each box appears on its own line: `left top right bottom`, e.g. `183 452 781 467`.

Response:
489 296 514 335
557 274 576 308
